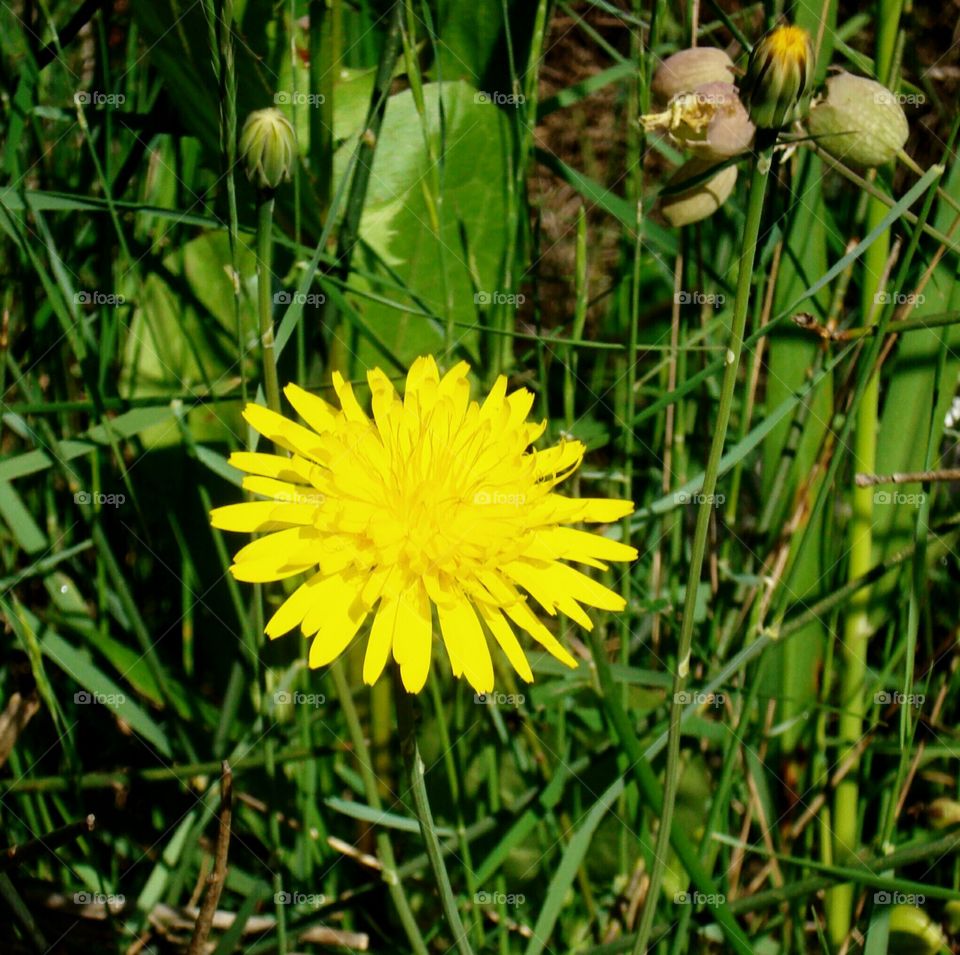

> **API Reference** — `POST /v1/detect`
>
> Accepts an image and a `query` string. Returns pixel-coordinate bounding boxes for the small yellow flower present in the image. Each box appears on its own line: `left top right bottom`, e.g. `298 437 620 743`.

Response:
741 24 814 130
211 357 637 694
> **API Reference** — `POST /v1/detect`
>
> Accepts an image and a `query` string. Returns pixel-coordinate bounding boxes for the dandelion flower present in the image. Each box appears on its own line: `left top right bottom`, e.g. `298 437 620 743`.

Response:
210 357 637 694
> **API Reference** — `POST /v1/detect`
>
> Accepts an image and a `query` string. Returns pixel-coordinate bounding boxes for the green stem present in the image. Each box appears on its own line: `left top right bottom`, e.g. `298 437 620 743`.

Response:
632 146 773 955
330 662 429 955
256 192 281 414
395 678 475 955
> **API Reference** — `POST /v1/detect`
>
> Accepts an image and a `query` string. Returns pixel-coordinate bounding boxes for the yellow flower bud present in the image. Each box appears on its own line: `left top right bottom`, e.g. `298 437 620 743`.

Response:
652 48 736 103
806 71 909 167
660 159 737 228
741 24 814 130
239 108 297 190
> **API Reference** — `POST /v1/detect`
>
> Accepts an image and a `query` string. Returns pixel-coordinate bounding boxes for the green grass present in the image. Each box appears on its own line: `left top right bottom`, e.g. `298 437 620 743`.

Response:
2 1 960 953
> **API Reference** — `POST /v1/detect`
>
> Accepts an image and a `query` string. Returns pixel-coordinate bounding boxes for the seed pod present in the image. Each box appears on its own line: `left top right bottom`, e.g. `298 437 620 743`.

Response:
652 48 736 103
741 24 814 130
888 905 949 955
683 83 755 159
239 108 297 190
660 159 737 227
927 797 960 829
806 71 909 167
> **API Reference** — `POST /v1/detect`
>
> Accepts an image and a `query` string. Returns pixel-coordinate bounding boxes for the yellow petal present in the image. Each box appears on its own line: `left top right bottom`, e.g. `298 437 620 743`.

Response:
210 501 316 532
228 451 316 484
542 561 627 611
243 403 325 460
364 596 399 685
242 475 325 506
438 595 493 694
477 604 533 683
284 382 339 434
504 599 578 669
541 526 638 564
394 581 432 693
266 571 325 637
332 371 369 424
309 573 368 667
232 526 318 566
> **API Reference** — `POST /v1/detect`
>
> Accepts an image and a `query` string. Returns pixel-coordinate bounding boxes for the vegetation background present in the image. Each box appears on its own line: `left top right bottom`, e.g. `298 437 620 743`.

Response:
1 0 959 952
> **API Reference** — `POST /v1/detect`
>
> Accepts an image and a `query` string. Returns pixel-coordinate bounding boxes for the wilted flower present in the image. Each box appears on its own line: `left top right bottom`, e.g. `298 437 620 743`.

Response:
210 357 637 694
660 158 738 227
741 24 814 130
806 71 908 167
641 82 754 160
239 107 297 190
652 48 736 103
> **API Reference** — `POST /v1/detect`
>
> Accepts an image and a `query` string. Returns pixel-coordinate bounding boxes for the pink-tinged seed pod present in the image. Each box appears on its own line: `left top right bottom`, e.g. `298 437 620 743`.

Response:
652 48 736 103
660 159 737 227
806 71 909 167
679 83 755 159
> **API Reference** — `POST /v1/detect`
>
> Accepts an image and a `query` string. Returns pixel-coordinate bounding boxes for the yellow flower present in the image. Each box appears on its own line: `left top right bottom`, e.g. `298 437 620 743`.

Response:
741 24 814 130
210 357 637 694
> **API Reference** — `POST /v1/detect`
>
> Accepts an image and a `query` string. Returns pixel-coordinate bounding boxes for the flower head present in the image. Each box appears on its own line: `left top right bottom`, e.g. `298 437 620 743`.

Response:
641 83 755 160
211 357 637 694
239 107 297 190
741 24 814 130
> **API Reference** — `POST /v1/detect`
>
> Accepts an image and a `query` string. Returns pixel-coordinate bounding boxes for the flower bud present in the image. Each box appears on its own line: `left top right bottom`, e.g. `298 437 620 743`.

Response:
806 71 908 167
660 158 737 228
652 48 736 103
741 24 814 130
239 108 297 190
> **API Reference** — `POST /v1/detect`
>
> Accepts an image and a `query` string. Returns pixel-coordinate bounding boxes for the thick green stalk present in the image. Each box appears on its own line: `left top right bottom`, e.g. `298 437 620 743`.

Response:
395 681 475 955
827 6 902 940
256 193 282 414
330 663 429 955
632 147 772 955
